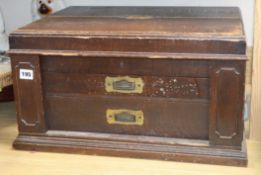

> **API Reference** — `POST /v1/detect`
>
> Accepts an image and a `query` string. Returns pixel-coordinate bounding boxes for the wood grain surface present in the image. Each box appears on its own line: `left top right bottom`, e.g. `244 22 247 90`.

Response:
10 7 246 54
1 102 261 175
8 6 247 165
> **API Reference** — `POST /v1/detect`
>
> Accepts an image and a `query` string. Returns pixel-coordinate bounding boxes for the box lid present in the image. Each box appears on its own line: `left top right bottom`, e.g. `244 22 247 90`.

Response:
9 6 246 55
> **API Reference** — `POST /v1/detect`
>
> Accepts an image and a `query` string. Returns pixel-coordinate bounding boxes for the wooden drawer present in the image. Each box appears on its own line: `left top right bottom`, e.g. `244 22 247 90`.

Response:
42 56 210 139
43 73 209 99
45 95 209 139
41 56 209 99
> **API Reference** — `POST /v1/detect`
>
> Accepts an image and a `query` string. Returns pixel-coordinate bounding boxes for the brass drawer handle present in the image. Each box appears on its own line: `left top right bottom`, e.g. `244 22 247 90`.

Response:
106 109 144 126
105 76 144 93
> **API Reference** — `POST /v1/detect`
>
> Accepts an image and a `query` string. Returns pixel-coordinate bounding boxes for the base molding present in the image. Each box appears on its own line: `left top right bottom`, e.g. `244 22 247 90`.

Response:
13 132 247 166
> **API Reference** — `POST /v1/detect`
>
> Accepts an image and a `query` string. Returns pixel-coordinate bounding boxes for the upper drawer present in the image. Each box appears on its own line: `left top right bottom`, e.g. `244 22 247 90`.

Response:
41 56 209 99
43 73 209 99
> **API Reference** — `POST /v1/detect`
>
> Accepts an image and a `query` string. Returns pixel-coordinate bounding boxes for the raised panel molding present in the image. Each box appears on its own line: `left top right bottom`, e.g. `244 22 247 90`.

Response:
210 65 244 146
215 68 240 139
14 62 40 128
11 55 46 133
20 118 40 127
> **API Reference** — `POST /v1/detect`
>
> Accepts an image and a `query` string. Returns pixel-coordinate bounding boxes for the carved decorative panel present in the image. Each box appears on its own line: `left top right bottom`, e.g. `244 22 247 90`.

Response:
209 65 244 146
150 77 201 97
11 55 46 132
214 68 240 139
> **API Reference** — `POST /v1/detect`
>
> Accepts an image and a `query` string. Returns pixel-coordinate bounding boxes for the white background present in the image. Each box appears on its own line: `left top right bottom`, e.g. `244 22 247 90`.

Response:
0 0 255 46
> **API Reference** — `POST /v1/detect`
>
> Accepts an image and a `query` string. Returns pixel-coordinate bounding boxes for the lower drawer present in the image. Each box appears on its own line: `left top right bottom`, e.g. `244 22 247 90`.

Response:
45 95 209 140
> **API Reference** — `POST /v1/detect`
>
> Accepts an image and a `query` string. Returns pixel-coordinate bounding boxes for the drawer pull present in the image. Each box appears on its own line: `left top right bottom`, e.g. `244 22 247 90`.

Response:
106 109 144 126
105 76 144 93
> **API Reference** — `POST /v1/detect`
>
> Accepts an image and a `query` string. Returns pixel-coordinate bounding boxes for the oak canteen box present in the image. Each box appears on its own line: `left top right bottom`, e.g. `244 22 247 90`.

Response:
9 6 247 166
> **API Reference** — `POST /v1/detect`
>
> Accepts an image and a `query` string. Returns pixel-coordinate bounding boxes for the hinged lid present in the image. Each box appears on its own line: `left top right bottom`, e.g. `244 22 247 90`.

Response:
9 6 246 55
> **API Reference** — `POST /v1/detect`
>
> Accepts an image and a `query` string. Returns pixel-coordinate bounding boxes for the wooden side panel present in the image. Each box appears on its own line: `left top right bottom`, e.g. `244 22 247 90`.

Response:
11 54 46 133
209 62 245 147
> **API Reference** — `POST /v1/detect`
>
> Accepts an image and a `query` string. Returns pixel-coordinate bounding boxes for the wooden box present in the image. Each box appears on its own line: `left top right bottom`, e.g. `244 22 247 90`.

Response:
9 6 247 166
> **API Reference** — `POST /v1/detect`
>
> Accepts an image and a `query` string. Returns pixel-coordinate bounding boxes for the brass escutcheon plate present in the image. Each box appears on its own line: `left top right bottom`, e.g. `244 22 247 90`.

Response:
105 76 144 93
106 109 144 126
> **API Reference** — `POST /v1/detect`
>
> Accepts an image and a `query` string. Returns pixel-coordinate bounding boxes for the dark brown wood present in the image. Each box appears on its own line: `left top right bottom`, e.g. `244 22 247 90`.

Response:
40 56 210 77
13 133 247 167
45 95 209 139
10 35 245 54
209 61 245 147
8 6 247 166
0 85 14 102
42 71 209 99
11 54 46 133
10 7 245 54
